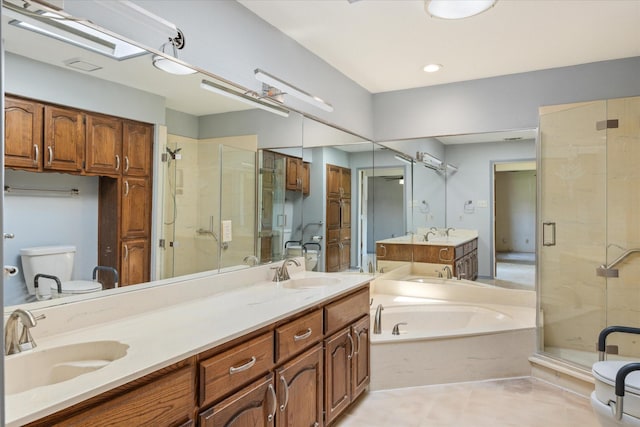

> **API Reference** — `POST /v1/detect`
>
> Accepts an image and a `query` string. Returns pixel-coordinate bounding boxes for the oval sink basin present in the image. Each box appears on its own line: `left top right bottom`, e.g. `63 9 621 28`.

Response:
281 277 341 289
5 340 129 395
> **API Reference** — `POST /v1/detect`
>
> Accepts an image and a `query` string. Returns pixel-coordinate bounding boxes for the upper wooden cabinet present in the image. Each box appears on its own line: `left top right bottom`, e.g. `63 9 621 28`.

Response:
4 96 43 170
285 156 310 195
85 113 123 176
44 105 85 172
123 120 153 177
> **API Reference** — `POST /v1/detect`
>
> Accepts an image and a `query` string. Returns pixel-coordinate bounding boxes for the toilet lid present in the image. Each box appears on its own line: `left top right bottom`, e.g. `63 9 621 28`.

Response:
51 280 102 294
593 361 640 394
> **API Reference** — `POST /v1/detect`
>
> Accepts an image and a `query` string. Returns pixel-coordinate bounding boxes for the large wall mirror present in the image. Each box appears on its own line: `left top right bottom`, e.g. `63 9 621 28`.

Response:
2 4 304 308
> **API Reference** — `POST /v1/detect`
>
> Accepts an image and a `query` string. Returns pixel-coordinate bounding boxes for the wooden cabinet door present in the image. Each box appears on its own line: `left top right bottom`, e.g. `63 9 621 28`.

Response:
199 374 276 427
327 164 341 197
85 113 122 176
351 315 370 400
341 198 351 229
339 240 351 272
123 121 153 177
326 242 341 273
324 328 352 425
121 177 150 238
340 167 351 197
121 238 149 286
4 97 43 170
44 105 84 172
285 157 302 191
327 198 341 230
276 344 323 427
302 162 310 195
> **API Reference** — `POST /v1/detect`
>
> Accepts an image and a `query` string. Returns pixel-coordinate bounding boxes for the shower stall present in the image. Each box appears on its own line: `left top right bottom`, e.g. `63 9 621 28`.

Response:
160 134 256 279
538 96 640 368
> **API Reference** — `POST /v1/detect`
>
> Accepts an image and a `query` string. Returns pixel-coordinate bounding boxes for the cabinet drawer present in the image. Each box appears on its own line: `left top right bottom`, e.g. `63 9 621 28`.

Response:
324 287 369 335
275 309 323 363
200 332 274 406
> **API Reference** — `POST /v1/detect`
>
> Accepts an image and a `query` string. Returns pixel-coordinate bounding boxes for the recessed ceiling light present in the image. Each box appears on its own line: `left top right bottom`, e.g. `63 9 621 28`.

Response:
423 64 442 73
426 0 497 20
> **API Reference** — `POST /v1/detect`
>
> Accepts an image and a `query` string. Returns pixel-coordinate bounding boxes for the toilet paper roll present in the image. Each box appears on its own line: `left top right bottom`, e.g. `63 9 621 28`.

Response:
4 265 19 277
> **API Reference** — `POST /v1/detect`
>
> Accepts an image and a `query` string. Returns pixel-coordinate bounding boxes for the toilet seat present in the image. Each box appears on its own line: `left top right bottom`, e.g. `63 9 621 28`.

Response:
593 361 640 421
51 280 102 295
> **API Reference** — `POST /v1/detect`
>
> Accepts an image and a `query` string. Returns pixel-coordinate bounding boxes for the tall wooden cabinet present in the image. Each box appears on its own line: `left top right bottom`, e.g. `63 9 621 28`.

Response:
4 95 153 288
326 164 351 272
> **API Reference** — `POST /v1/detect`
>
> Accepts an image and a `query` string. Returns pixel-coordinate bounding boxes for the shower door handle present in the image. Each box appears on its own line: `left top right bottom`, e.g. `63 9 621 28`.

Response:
543 222 556 246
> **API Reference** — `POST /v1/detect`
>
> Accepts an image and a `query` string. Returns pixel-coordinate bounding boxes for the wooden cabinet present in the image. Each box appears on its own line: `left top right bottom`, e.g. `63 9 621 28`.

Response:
326 164 352 272
44 105 85 172
123 120 153 176
376 242 412 261
26 361 195 427
276 344 323 427
323 288 370 425
85 113 122 176
120 238 149 287
275 309 323 364
5 95 154 289
4 96 43 170
285 156 309 194
199 373 276 427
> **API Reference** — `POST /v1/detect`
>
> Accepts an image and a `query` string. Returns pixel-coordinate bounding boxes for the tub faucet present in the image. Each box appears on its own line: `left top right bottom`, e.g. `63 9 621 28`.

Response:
373 304 384 334
272 258 301 282
5 308 45 355
442 266 452 279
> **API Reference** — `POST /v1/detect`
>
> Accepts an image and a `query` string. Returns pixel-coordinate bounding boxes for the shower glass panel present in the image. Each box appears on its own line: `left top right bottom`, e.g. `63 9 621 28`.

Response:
219 145 257 270
539 96 640 368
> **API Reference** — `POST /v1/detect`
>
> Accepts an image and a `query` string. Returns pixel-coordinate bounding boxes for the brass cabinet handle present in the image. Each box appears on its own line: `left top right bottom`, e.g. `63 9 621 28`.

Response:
115 154 120 170
229 356 256 374
279 375 289 412
47 146 53 166
293 328 312 341
124 156 130 172
124 180 129 196
33 144 39 165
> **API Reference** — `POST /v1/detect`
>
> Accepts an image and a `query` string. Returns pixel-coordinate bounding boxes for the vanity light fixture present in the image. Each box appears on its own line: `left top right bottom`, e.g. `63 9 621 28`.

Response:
200 79 290 118
416 151 443 169
4 3 146 60
254 68 334 112
152 37 196 75
425 0 497 20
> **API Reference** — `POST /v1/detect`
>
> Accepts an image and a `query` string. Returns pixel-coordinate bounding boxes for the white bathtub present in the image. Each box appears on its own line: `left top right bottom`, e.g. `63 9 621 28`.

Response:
369 292 536 390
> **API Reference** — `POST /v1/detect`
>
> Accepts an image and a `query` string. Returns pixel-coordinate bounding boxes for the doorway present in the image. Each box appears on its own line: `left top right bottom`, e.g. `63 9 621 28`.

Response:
492 161 536 289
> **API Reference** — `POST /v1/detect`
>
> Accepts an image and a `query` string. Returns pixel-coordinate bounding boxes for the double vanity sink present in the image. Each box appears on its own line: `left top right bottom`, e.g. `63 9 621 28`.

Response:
4 264 371 426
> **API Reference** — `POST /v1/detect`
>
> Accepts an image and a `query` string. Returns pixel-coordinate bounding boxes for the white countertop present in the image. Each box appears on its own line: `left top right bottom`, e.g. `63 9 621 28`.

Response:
5 266 372 426
376 229 478 247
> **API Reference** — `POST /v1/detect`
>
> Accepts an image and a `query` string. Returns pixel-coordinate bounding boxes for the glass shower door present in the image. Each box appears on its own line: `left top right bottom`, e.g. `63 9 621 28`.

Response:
538 100 608 366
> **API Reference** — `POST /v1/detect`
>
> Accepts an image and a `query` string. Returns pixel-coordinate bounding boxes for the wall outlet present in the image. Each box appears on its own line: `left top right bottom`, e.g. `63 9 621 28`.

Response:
477 200 488 208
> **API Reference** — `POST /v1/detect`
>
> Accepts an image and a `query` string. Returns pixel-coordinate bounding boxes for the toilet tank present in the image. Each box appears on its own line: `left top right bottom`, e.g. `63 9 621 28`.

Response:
19 245 76 296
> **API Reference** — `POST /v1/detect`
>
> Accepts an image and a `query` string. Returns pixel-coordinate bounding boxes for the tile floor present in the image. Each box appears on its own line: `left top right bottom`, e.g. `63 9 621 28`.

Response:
335 377 600 427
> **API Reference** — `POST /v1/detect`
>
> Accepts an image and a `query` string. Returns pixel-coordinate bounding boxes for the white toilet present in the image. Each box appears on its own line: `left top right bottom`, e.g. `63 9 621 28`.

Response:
592 360 640 426
20 245 102 298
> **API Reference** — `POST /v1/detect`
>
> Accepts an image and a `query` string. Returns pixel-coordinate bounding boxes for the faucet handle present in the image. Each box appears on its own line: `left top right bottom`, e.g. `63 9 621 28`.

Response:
392 322 408 335
270 266 281 282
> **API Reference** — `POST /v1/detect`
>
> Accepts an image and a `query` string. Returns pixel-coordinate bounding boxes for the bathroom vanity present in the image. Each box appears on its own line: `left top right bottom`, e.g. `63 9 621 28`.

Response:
4 262 371 427
376 230 478 280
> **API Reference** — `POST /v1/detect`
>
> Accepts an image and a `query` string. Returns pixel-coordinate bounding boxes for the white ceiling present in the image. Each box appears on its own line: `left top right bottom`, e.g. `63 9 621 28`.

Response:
238 0 640 94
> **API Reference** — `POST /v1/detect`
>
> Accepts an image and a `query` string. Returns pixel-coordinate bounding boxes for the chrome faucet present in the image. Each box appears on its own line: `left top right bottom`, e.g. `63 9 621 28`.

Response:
424 231 436 242
373 304 384 334
271 258 301 282
5 308 44 355
442 266 453 279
